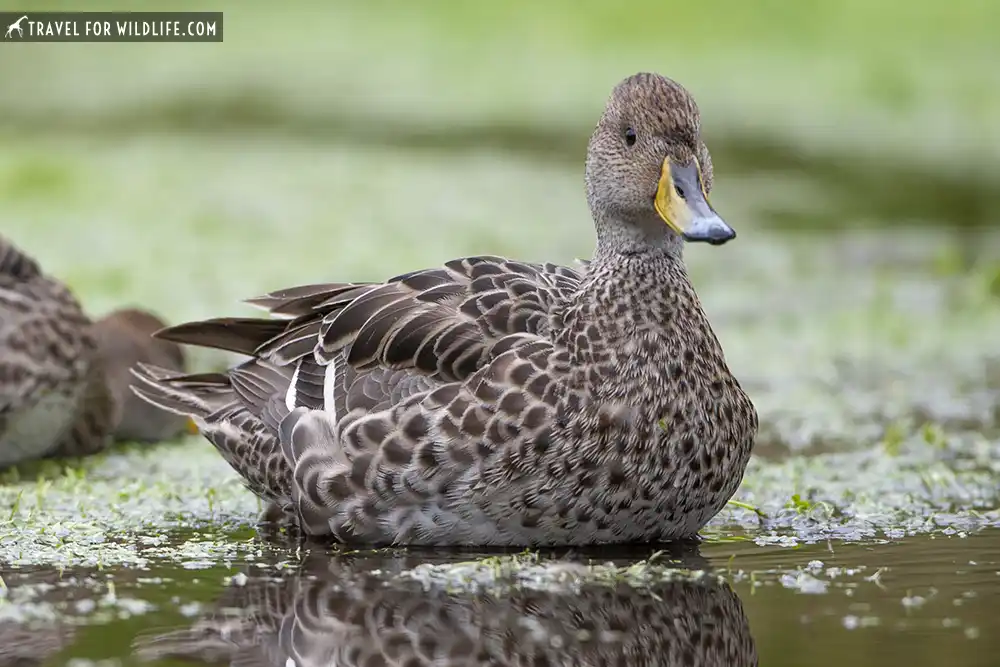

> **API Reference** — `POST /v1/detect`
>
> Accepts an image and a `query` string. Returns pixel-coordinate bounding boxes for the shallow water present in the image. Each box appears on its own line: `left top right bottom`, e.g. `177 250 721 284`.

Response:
0 530 995 667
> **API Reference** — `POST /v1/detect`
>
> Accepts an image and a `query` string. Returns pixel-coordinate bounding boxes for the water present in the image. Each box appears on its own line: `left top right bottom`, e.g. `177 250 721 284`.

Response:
0 530 996 666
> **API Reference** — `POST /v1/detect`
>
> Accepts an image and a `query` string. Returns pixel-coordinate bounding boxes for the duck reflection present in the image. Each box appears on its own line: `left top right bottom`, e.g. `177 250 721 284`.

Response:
0 624 75 667
135 547 757 667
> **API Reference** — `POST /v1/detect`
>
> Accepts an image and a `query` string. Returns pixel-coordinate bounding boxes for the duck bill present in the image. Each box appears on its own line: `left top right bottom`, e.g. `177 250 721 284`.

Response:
186 417 200 435
653 158 736 245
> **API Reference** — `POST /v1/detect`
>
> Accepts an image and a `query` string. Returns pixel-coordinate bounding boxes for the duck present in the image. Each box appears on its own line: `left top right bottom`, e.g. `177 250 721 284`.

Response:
0 235 191 467
131 72 758 546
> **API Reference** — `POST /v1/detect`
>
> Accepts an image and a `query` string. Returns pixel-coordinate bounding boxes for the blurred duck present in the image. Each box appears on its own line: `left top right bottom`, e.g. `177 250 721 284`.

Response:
0 235 190 467
132 72 758 546
92 307 194 444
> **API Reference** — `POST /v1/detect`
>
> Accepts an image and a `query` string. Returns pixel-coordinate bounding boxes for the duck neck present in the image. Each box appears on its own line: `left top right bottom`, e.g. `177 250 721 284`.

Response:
583 237 701 339
591 214 684 266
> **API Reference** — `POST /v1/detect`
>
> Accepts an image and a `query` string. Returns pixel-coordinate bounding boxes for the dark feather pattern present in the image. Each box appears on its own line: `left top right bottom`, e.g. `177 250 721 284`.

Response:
243 282 372 318
131 362 293 514
0 239 41 281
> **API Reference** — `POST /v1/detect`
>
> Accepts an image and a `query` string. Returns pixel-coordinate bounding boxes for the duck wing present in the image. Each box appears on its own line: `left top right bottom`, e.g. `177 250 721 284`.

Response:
137 256 586 540
153 255 584 426
249 255 584 379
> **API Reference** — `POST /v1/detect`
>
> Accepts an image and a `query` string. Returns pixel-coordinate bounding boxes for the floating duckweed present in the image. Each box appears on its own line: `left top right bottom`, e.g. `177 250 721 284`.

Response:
0 441 261 568
0 426 995 568
714 431 999 545
883 421 908 456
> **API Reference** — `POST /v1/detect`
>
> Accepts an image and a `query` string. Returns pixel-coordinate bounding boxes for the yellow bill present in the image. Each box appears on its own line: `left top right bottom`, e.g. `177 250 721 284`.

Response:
186 417 200 435
654 158 735 245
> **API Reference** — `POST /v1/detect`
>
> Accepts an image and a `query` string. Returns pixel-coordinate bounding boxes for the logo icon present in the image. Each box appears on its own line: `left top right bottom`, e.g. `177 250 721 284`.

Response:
5 15 28 39
3 14 28 39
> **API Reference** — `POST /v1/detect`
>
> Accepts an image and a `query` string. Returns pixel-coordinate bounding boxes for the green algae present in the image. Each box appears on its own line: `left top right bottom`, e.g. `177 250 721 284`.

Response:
0 441 262 568
726 499 768 519
0 423 995 570
711 426 1000 548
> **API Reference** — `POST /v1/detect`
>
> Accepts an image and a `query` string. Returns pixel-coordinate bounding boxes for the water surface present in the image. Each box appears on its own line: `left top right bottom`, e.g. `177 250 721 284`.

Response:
1 530 996 666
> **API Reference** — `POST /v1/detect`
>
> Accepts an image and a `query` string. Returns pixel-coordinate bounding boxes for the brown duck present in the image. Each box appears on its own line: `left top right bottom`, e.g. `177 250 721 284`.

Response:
132 72 758 546
0 235 191 467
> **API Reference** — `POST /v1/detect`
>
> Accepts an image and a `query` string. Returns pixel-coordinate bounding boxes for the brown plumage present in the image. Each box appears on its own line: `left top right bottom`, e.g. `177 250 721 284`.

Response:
0 235 189 467
131 72 758 546
133 552 758 667
92 307 191 443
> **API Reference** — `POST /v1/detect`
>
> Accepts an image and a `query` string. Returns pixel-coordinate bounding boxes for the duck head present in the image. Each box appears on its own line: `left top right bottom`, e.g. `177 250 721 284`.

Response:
585 72 735 253
92 308 196 443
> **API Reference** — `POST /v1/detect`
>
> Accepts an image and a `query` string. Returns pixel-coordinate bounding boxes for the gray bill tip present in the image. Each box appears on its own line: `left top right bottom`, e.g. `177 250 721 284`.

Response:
682 214 736 245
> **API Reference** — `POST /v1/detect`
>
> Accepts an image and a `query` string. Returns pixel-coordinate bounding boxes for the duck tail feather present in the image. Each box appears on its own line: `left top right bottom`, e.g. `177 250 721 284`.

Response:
153 317 288 356
129 362 219 419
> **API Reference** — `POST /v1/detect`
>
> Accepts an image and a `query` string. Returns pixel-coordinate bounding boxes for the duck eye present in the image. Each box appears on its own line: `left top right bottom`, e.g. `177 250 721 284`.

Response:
624 128 637 146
